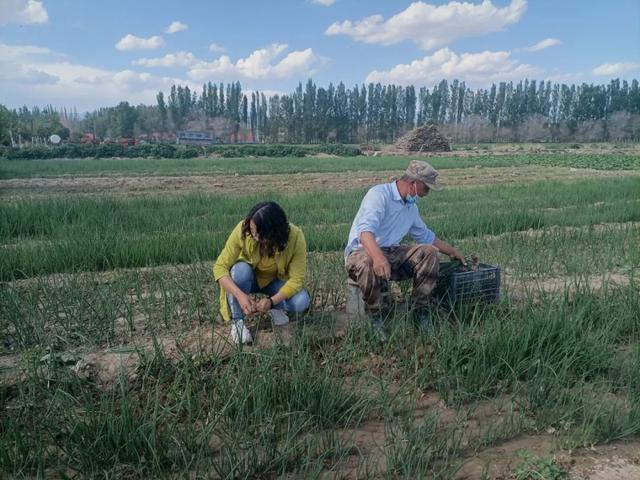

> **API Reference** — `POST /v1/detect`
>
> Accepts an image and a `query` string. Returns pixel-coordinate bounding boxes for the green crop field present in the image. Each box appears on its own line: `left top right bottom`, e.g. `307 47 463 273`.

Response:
2 152 640 179
1 152 639 478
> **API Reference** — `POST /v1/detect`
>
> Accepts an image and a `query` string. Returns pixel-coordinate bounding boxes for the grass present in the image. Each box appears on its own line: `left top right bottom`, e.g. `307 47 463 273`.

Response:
1 177 639 279
2 284 639 477
1 152 640 478
512 451 567 480
1 152 640 179
2 327 372 478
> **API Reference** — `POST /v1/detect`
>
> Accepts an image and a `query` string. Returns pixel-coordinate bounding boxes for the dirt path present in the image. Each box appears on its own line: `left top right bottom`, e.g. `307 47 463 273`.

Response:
456 436 640 479
456 221 640 244
2 166 638 198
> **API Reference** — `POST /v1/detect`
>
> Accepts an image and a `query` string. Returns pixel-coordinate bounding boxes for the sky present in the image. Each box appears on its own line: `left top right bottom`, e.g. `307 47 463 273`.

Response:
1 0 639 112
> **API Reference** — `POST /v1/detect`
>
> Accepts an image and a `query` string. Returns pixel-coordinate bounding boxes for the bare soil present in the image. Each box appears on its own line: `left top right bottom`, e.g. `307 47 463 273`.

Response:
457 436 640 480
506 272 631 301
1 166 638 198
444 142 640 157
461 221 640 244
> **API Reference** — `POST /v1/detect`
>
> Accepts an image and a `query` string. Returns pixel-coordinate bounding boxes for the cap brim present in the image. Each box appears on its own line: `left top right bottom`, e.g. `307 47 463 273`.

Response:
426 182 443 192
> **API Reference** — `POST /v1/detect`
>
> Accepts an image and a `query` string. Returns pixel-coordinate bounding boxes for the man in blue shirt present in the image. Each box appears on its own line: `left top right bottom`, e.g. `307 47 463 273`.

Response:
345 160 465 333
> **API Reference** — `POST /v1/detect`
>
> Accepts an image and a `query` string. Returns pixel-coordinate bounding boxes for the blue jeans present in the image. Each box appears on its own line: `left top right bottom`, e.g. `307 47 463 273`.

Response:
227 262 310 321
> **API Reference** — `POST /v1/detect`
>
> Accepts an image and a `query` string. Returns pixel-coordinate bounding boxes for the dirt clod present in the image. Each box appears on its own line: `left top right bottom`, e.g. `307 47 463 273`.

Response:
394 124 452 152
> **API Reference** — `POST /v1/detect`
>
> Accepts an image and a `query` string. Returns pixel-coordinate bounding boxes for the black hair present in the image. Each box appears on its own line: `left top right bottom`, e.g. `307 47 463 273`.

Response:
241 201 290 257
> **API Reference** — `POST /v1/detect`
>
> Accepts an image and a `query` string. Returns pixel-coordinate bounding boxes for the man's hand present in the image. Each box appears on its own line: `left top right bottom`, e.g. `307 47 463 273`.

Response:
255 297 272 313
238 293 257 315
372 255 391 280
449 247 466 265
360 232 391 280
433 239 465 266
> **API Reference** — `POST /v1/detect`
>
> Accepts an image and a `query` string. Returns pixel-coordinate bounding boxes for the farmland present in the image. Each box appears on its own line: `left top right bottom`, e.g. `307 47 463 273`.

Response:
1 149 640 478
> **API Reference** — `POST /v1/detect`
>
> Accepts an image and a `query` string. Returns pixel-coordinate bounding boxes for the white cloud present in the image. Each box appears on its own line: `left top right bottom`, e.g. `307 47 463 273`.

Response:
525 38 561 52
0 42 198 111
0 0 48 25
326 0 527 50
0 65 58 84
209 42 226 53
0 42 59 85
165 20 188 33
366 48 539 85
312 0 336 6
592 62 640 76
0 42 54 59
133 51 198 68
115 34 164 51
188 43 321 81
272 48 317 78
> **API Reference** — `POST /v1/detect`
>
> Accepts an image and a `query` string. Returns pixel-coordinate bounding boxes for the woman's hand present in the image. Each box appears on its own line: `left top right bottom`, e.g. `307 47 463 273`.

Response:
238 293 257 315
255 297 272 313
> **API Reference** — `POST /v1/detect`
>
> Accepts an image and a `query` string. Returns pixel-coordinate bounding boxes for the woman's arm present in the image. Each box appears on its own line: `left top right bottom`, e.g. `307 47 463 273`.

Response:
213 222 256 315
218 275 256 315
265 228 307 307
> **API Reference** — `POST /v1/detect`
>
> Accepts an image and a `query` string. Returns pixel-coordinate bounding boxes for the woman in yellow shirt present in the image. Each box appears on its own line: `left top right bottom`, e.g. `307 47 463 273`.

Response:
213 201 309 344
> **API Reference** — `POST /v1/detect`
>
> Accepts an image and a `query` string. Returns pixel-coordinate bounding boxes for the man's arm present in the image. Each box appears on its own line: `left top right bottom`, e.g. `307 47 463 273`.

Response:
352 186 390 279
360 231 391 280
433 238 465 264
408 212 465 264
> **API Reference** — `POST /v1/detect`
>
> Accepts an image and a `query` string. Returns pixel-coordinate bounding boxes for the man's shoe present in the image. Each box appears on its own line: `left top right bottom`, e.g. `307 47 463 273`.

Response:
230 320 253 344
270 309 290 326
413 309 435 336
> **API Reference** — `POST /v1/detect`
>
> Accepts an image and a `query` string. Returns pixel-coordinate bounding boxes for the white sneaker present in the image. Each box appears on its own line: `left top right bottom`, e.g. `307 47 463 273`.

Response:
270 309 289 326
230 320 253 344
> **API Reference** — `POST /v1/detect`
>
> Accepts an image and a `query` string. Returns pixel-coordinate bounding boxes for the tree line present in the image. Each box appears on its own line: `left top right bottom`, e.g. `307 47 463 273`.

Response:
1 78 639 146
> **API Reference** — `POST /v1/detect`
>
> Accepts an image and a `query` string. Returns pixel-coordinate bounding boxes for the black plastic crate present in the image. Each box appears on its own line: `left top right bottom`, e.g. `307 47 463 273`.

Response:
433 262 501 306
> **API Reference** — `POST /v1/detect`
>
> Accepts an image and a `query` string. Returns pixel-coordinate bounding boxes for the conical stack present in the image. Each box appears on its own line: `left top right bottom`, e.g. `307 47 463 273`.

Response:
395 124 451 152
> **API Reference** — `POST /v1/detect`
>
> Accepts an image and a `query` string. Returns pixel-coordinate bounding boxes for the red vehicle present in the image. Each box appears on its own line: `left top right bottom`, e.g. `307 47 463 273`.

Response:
80 133 100 145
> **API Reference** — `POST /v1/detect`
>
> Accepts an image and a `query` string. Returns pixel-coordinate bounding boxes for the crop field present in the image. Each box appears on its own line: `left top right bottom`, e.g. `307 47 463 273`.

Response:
1 150 640 478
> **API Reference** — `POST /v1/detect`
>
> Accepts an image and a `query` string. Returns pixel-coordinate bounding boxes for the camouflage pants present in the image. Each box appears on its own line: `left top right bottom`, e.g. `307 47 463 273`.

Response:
345 245 439 314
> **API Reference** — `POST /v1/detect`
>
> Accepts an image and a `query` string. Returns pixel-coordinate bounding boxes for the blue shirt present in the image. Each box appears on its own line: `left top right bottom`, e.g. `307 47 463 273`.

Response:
344 181 436 259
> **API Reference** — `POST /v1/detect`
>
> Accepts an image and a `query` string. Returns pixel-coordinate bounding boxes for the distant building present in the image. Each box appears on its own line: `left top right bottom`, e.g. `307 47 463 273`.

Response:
150 132 177 142
176 130 217 145
80 133 100 144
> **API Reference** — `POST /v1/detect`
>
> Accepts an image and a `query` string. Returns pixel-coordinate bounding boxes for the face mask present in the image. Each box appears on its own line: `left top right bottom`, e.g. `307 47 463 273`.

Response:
405 183 419 206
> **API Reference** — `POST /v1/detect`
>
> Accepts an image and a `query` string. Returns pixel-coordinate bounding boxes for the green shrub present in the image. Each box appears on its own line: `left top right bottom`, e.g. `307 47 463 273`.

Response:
513 451 567 480
0 143 361 160
95 143 126 158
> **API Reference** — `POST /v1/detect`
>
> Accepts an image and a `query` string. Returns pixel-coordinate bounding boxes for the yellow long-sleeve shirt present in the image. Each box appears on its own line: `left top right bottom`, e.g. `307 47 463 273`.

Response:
212 221 307 321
